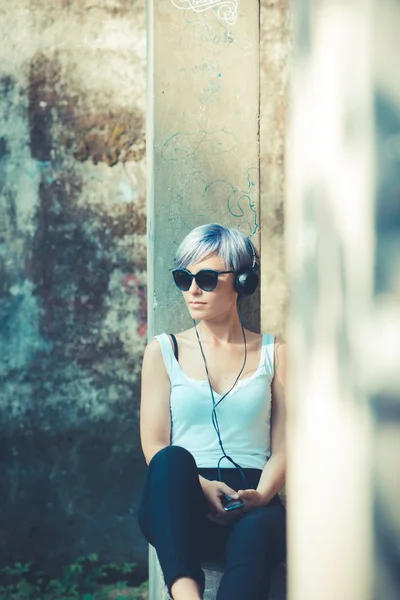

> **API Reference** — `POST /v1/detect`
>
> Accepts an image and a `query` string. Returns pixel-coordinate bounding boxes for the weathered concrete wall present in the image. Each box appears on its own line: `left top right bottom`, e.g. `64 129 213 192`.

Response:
0 0 147 574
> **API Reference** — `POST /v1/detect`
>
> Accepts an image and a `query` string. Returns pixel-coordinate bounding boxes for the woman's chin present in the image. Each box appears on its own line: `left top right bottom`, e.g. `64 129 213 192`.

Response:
187 305 207 319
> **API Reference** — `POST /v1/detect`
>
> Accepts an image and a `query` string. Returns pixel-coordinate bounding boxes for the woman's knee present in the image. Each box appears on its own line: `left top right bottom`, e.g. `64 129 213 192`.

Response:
139 447 196 535
149 445 196 471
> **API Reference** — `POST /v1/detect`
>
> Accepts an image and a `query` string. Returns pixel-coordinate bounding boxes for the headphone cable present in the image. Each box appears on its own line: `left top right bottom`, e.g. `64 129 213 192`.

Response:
193 308 249 487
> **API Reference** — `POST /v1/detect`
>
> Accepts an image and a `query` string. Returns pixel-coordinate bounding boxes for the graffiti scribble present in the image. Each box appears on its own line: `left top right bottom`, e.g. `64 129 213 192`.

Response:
161 130 237 161
171 0 238 25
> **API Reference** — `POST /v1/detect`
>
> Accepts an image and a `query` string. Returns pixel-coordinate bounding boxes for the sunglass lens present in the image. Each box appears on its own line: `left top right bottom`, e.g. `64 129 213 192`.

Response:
196 270 218 291
173 269 191 291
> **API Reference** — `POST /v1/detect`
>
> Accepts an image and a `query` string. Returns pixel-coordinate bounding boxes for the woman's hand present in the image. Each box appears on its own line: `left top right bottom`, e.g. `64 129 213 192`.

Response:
237 489 264 513
199 477 242 526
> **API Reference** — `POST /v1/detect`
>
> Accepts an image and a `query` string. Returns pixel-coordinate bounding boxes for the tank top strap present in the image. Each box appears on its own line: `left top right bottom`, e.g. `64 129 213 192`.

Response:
261 333 275 379
154 333 180 382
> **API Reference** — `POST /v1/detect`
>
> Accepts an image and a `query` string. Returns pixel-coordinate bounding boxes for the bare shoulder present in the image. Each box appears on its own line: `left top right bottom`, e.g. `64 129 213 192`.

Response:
274 335 286 352
144 337 162 358
274 335 286 348
273 334 286 356
143 338 166 370
142 338 169 384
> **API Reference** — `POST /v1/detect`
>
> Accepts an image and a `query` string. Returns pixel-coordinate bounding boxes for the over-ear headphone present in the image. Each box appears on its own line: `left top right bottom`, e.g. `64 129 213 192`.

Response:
234 239 259 296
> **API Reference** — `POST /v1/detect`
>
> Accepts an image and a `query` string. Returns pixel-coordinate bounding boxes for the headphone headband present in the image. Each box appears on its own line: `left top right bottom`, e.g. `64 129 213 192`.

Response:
249 239 257 271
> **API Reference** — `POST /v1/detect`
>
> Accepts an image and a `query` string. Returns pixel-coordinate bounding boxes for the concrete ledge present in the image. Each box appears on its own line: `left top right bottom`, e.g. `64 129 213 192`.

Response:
149 545 286 600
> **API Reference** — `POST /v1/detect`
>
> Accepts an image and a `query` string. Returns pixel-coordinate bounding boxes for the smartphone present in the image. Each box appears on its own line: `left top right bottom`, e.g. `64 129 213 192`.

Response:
222 494 244 512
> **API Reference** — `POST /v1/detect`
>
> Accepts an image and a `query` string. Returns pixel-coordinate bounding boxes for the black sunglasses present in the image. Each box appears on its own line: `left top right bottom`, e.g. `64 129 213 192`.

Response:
172 268 234 292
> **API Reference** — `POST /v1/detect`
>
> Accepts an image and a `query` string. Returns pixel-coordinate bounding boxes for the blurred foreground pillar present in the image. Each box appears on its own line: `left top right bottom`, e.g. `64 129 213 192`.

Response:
286 1 400 600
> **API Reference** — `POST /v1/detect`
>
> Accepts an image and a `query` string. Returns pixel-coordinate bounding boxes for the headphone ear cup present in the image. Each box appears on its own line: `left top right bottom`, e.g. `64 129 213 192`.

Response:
234 270 259 295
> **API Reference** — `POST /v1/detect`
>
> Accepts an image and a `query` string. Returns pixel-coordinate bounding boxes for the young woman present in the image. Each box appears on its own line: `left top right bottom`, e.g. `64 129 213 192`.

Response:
138 223 287 600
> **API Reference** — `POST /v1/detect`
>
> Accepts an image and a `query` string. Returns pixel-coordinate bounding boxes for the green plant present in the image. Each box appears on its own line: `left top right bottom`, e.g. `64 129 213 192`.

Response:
0 555 148 600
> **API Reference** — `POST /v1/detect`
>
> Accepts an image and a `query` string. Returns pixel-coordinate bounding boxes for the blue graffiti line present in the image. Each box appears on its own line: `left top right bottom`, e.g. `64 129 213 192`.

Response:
199 78 222 103
200 167 259 236
161 129 238 161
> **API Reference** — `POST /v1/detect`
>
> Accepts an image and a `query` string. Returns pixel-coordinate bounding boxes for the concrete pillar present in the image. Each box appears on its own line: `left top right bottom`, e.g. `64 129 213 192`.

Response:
286 0 400 599
147 0 261 338
147 1 261 598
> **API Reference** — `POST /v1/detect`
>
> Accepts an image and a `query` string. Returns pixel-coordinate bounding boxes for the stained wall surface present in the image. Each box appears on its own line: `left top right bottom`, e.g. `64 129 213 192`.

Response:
0 0 148 574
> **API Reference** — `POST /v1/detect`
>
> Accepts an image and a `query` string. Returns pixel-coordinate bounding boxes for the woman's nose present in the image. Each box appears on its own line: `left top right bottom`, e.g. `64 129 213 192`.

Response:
189 277 201 294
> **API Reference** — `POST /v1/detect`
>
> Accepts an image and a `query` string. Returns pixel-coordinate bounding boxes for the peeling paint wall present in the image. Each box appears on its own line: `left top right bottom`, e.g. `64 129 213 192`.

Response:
0 0 147 573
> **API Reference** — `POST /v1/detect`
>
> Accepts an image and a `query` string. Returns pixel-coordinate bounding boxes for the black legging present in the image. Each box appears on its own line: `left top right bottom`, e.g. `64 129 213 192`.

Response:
138 446 286 600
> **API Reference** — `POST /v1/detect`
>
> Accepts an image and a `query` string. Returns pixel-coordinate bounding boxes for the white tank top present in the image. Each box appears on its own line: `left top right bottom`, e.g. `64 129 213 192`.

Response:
154 333 275 470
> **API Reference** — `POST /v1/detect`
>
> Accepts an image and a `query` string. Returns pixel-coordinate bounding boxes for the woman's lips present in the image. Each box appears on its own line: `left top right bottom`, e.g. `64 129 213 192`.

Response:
189 301 206 306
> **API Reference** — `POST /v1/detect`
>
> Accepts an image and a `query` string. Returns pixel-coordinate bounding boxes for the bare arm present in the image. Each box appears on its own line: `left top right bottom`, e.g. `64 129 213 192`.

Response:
140 339 172 464
255 336 287 503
